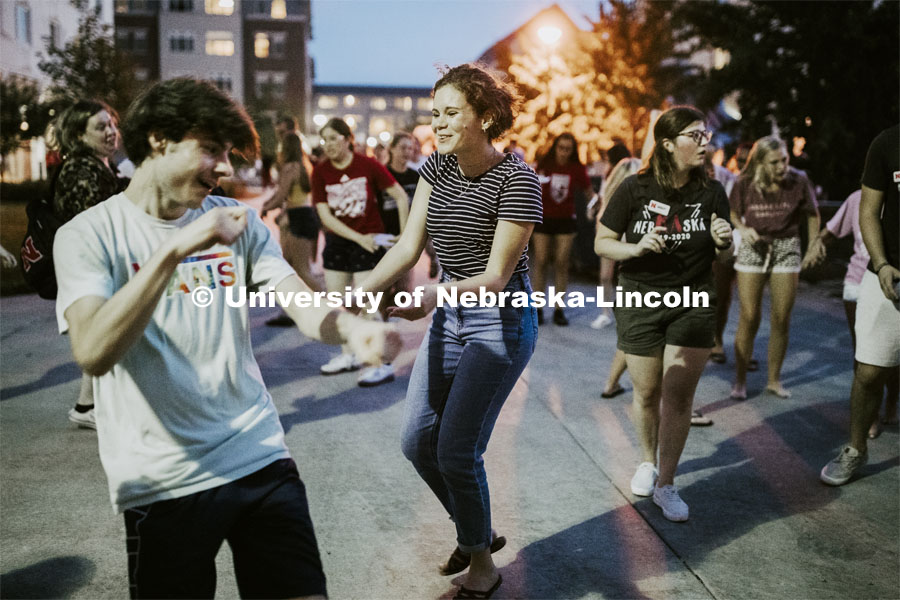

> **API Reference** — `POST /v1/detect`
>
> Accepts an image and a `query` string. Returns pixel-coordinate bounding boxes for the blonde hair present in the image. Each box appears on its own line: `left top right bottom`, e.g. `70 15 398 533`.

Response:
741 135 788 192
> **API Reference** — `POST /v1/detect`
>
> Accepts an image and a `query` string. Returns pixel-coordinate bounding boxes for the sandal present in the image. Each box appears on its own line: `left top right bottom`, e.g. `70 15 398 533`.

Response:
440 533 507 576
601 385 625 399
691 411 713 426
455 574 502 599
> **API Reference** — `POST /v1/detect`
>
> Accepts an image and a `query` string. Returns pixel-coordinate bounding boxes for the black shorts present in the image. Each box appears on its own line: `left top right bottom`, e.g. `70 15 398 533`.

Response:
286 206 320 240
614 276 716 355
534 217 577 235
123 458 326 599
322 233 385 272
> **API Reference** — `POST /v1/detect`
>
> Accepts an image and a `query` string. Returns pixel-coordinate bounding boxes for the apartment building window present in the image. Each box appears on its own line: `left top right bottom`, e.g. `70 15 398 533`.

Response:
205 31 234 56
169 0 193 12
317 96 338 109
210 73 233 93
48 21 60 49
417 97 432 111
254 31 285 58
255 71 287 99
169 32 194 53
369 97 387 111
244 0 301 17
115 0 155 13
15 3 31 44
270 0 286 19
117 27 149 55
205 0 233 15
394 96 413 111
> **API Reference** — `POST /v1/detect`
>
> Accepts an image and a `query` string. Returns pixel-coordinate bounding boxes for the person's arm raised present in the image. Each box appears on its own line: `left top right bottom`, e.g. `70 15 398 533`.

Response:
65 206 249 376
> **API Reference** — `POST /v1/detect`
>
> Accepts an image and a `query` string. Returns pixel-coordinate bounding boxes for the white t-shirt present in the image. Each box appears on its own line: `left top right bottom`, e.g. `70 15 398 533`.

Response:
54 193 296 513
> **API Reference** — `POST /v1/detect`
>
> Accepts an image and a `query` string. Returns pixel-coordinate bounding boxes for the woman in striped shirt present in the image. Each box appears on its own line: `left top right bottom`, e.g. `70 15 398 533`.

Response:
360 64 542 599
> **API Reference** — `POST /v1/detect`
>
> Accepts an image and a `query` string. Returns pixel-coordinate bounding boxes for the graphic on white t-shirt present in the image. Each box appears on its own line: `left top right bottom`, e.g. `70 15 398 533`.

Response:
326 176 368 218
549 173 571 204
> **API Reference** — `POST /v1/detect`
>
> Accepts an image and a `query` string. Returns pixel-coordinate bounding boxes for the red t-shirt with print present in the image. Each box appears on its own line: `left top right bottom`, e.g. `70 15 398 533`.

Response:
536 161 591 219
311 153 396 234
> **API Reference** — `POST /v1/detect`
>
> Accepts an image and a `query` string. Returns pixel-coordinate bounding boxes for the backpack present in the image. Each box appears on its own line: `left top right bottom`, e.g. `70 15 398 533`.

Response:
19 170 62 299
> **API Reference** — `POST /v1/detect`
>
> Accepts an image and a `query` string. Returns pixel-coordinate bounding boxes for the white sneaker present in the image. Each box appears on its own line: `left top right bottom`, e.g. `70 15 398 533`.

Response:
591 313 613 330
68 407 96 430
653 484 689 522
320 353 362 375
630 462 658 496
357 364 395 387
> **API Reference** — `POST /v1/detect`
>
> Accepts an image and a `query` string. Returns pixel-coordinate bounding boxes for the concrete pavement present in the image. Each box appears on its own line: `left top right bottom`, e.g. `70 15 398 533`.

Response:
1 252 898 598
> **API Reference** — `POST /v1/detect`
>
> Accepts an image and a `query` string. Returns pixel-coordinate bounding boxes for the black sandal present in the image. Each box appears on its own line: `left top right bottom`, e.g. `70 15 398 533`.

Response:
440 533 506 576
455 574 502 599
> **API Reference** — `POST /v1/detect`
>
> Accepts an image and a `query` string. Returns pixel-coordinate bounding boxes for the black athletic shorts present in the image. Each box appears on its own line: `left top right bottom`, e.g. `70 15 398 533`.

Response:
286 206 320 240
123 458 327 599
322 233 385 272
534 216 577 235
614 276 716 355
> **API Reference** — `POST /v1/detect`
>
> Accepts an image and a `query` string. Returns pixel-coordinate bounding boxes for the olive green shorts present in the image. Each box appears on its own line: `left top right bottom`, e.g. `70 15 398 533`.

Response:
613 276 717 356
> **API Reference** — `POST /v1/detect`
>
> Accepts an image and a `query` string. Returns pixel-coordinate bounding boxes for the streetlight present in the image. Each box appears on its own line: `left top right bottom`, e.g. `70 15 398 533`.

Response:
537 25 562 45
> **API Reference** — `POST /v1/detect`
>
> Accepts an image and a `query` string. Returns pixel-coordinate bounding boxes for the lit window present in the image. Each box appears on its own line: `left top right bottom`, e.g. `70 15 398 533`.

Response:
394 97 412 111
271 0 286 18
206 31 234 56
344 95 356 107
370 117 388 135
204 0 233 15
254 32 270 58
417 97 431 111
318 96 338 109
370 97 387 111
116 0 151 12
313 114 328 127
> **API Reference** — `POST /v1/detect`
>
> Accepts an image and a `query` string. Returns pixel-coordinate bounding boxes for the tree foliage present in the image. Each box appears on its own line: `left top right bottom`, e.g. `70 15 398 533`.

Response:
38 0 141 115
675 0 900 200
0 77 44 158
504 1 692 162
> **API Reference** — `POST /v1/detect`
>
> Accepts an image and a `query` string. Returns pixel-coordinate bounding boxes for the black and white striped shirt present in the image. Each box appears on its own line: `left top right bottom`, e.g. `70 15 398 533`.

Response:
421 152 543 279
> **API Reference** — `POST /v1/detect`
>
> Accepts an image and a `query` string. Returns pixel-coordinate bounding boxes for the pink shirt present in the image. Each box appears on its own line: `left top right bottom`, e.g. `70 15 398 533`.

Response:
826 190 868 286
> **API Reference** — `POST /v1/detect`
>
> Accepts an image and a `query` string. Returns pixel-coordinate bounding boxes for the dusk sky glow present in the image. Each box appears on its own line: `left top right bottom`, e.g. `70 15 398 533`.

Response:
309 0 600 87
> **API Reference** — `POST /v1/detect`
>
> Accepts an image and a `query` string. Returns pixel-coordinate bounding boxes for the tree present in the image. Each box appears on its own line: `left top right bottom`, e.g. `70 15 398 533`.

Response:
674 0 900 200
38 0 141 115
0 76 43 158
503 1 692 162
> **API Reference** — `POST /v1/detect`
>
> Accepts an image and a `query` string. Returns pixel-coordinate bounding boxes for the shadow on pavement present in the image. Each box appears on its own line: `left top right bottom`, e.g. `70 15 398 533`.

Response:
0 556 95 599
0 362 82 402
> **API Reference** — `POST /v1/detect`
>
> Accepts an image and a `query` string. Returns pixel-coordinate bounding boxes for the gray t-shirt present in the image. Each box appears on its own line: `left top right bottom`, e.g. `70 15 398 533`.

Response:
54 194 296 512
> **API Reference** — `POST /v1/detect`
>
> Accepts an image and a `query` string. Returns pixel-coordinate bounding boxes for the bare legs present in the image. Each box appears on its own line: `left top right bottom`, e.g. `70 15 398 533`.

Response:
733 271 797 398
626 345 709 485
531 232 576 323
76 373 93 407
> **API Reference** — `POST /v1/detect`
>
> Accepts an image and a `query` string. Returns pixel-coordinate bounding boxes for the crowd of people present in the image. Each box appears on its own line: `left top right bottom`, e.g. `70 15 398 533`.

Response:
12 61 895 599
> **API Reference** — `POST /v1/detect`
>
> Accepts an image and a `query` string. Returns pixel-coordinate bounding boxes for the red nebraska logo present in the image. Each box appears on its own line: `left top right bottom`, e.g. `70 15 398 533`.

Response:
20 236 42 272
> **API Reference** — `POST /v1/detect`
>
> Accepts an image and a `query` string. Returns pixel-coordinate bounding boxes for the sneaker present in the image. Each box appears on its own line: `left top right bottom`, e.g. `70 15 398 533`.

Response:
68 407 97 430
820 445 868 486
320 353 362 375
553 309 569 326
630 461 658 496
591 313 613 330
357 364 395 387
653 484 689 522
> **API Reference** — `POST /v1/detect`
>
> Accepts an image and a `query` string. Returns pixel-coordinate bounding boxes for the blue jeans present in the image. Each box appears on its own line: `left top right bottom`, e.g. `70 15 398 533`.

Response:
401 272 538 552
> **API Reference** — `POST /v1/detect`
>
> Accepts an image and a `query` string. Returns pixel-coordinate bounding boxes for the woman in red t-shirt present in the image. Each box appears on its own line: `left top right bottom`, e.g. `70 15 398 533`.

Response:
312 118 409 386
532 133 592 325
729 136 825 400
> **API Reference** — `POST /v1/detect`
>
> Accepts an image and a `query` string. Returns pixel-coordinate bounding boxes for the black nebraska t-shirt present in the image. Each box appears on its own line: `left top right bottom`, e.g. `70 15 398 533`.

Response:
860 124 899 271
600 172 731 286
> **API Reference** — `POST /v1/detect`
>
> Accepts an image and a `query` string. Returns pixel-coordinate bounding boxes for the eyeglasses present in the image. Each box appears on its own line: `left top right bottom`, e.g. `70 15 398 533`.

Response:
677 129 713 145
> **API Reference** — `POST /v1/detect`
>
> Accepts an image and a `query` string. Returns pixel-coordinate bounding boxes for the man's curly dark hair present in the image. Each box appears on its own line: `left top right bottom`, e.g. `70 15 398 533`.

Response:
122 78 259 165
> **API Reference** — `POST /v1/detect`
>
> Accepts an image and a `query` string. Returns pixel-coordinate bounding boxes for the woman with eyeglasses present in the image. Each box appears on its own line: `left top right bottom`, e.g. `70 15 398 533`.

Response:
595 106 733 522
729 136 824 400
